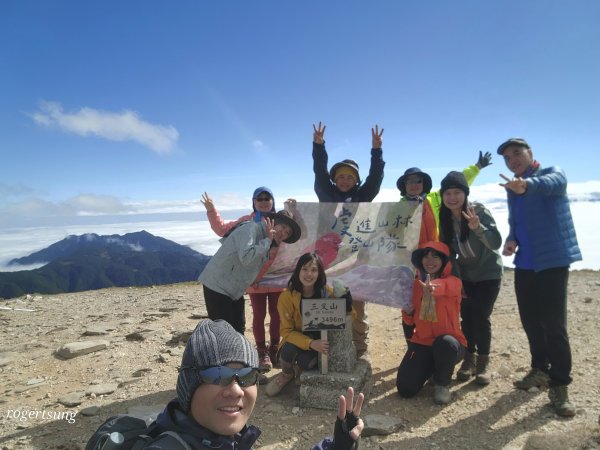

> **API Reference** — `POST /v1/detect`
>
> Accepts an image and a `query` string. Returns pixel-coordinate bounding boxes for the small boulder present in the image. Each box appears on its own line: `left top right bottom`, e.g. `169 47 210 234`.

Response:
58 392 85 407
86 383 118 396
55 340 109 359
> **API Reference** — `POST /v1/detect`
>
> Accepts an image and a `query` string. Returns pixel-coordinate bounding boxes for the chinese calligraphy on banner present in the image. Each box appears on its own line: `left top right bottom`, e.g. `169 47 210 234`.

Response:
257 202 422 309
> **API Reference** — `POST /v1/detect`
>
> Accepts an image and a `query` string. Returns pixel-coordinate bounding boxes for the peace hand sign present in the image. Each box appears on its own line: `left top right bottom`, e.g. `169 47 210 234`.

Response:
418 274 435 294
313 122 326 144
371 124 384 148
264 217 276 240
461 206 480 230
499 173 528 194
335 387 365 444
201 192 215 212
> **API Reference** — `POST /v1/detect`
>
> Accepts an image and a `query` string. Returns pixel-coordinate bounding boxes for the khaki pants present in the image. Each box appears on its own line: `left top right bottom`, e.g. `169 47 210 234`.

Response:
352 299 369 355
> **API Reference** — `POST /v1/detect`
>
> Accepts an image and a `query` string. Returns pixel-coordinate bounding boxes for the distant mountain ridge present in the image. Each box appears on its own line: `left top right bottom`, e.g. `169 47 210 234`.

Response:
0 231 210 299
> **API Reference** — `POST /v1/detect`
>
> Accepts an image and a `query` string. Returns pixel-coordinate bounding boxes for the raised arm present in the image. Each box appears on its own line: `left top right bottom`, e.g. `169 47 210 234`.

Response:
313 122 335 201
500 166 567 196
202 192 251 237
359 125 385 200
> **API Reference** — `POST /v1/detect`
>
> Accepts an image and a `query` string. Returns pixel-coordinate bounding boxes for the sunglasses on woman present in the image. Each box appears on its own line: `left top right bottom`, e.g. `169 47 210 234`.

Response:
179 365 259 387
255 196 272 202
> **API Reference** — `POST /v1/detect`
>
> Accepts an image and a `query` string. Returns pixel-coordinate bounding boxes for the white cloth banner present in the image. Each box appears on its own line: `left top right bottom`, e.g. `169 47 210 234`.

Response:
257 202 422 309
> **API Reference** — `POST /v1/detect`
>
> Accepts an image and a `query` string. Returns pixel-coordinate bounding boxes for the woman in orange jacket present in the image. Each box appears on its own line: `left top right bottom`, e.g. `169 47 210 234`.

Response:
396 241 467 405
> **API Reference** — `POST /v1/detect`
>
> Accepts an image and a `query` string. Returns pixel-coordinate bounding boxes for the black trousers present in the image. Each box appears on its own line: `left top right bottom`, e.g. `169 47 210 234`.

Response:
514 267 572 386
461 279 501 355
202 285 246 334
396 335 466 398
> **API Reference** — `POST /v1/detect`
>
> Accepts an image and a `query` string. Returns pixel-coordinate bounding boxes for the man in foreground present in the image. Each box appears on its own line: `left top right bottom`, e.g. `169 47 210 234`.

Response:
87 319 364 449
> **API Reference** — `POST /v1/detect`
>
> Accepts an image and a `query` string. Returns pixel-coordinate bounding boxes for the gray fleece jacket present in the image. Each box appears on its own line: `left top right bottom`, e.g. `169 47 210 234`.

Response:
198 221 272 299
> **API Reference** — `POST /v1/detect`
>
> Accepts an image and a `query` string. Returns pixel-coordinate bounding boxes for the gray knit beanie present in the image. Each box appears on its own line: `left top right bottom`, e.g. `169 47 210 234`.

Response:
176 319 259 413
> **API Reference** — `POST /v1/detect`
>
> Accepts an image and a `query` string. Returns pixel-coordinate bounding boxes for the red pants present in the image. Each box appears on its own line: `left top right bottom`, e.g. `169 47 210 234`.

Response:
249 292 281 346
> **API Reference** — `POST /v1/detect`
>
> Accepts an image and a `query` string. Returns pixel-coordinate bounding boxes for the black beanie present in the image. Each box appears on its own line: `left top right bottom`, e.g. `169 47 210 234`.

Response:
440 171 470 196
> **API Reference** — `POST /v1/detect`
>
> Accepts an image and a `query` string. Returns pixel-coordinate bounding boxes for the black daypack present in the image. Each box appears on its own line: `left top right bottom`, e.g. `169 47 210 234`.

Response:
85 415 192 450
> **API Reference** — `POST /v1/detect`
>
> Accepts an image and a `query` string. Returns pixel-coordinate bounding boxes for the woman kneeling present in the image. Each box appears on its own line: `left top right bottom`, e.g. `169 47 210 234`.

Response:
396 242 467 405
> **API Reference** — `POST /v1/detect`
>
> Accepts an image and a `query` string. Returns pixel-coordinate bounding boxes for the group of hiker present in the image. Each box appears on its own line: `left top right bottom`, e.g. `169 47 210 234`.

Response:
86 125 581 449
197 125 581 418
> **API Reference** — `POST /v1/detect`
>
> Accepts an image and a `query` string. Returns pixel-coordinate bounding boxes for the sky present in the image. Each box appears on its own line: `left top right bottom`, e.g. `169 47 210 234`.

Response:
1 1 599 267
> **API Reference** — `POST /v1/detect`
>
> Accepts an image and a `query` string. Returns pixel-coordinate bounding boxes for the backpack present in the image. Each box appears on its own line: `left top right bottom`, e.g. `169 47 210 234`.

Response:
85 415 192 450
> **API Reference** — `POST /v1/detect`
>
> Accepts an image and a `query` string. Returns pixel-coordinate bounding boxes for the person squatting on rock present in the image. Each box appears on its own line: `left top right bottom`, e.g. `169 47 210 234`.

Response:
87 319 365 449
198 209 301 334
396 242 467 405
438 171 503 386
498 137 582 417
266 252 353 397
201 187 287 371
312 122 385 360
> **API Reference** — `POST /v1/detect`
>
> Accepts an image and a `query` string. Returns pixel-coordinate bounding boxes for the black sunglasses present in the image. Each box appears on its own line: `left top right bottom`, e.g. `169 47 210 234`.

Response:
179 365 259 387
255 196 272 202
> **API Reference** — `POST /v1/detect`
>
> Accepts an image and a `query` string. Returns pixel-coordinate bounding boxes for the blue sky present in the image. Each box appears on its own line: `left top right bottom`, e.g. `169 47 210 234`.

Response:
1 1 599 226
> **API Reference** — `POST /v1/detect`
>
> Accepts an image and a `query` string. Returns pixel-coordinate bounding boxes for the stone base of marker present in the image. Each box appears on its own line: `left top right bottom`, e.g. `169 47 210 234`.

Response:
299 315 373 410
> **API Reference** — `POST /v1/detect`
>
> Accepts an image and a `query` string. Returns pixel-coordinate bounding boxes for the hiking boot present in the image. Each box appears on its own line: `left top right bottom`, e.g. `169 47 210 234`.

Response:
257 348 272 372
514 368 550 390
257 372 269 385
433 385 451 405
475 354 491 386
293 364 303 386
268 344 279 368
457 352 476 381
265 371 293 397
548 385 576 417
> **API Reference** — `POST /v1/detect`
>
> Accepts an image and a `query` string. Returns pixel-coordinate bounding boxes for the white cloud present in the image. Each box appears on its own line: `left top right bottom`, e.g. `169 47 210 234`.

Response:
64 194 131 215
252 139 267 151
30 101 179 154
0 182 35 199
1 194 133 220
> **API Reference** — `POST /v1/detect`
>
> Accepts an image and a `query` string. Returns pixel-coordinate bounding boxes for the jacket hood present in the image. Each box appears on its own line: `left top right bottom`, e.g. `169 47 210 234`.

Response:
252 186 276 213
411 241 452 279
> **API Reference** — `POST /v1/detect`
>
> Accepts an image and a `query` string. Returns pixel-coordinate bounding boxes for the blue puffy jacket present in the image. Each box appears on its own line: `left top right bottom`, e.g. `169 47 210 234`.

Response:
505 165 581 271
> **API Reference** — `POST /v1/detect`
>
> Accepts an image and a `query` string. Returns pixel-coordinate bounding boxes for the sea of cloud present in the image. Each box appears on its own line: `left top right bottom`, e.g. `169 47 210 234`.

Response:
0 183 598 272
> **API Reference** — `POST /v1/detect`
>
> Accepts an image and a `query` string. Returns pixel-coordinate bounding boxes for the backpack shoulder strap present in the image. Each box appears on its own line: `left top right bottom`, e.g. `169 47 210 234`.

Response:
133 430 193 450
222 220 253 239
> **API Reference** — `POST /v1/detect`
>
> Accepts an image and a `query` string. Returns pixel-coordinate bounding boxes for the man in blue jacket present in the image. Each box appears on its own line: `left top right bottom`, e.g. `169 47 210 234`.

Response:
498 138 582 417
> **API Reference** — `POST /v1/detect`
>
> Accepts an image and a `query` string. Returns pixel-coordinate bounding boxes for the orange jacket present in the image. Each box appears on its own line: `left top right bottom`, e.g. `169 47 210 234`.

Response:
403 241 466 347
419 198 438 245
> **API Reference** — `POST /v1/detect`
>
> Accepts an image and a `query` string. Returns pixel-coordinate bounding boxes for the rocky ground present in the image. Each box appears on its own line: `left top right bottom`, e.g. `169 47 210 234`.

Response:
0 270 599 450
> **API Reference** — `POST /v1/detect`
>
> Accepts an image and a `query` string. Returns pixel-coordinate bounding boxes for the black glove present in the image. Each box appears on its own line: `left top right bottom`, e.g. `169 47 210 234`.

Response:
343 290 353 313
402 320 415 340
476 150 492 169
333 411 360 450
